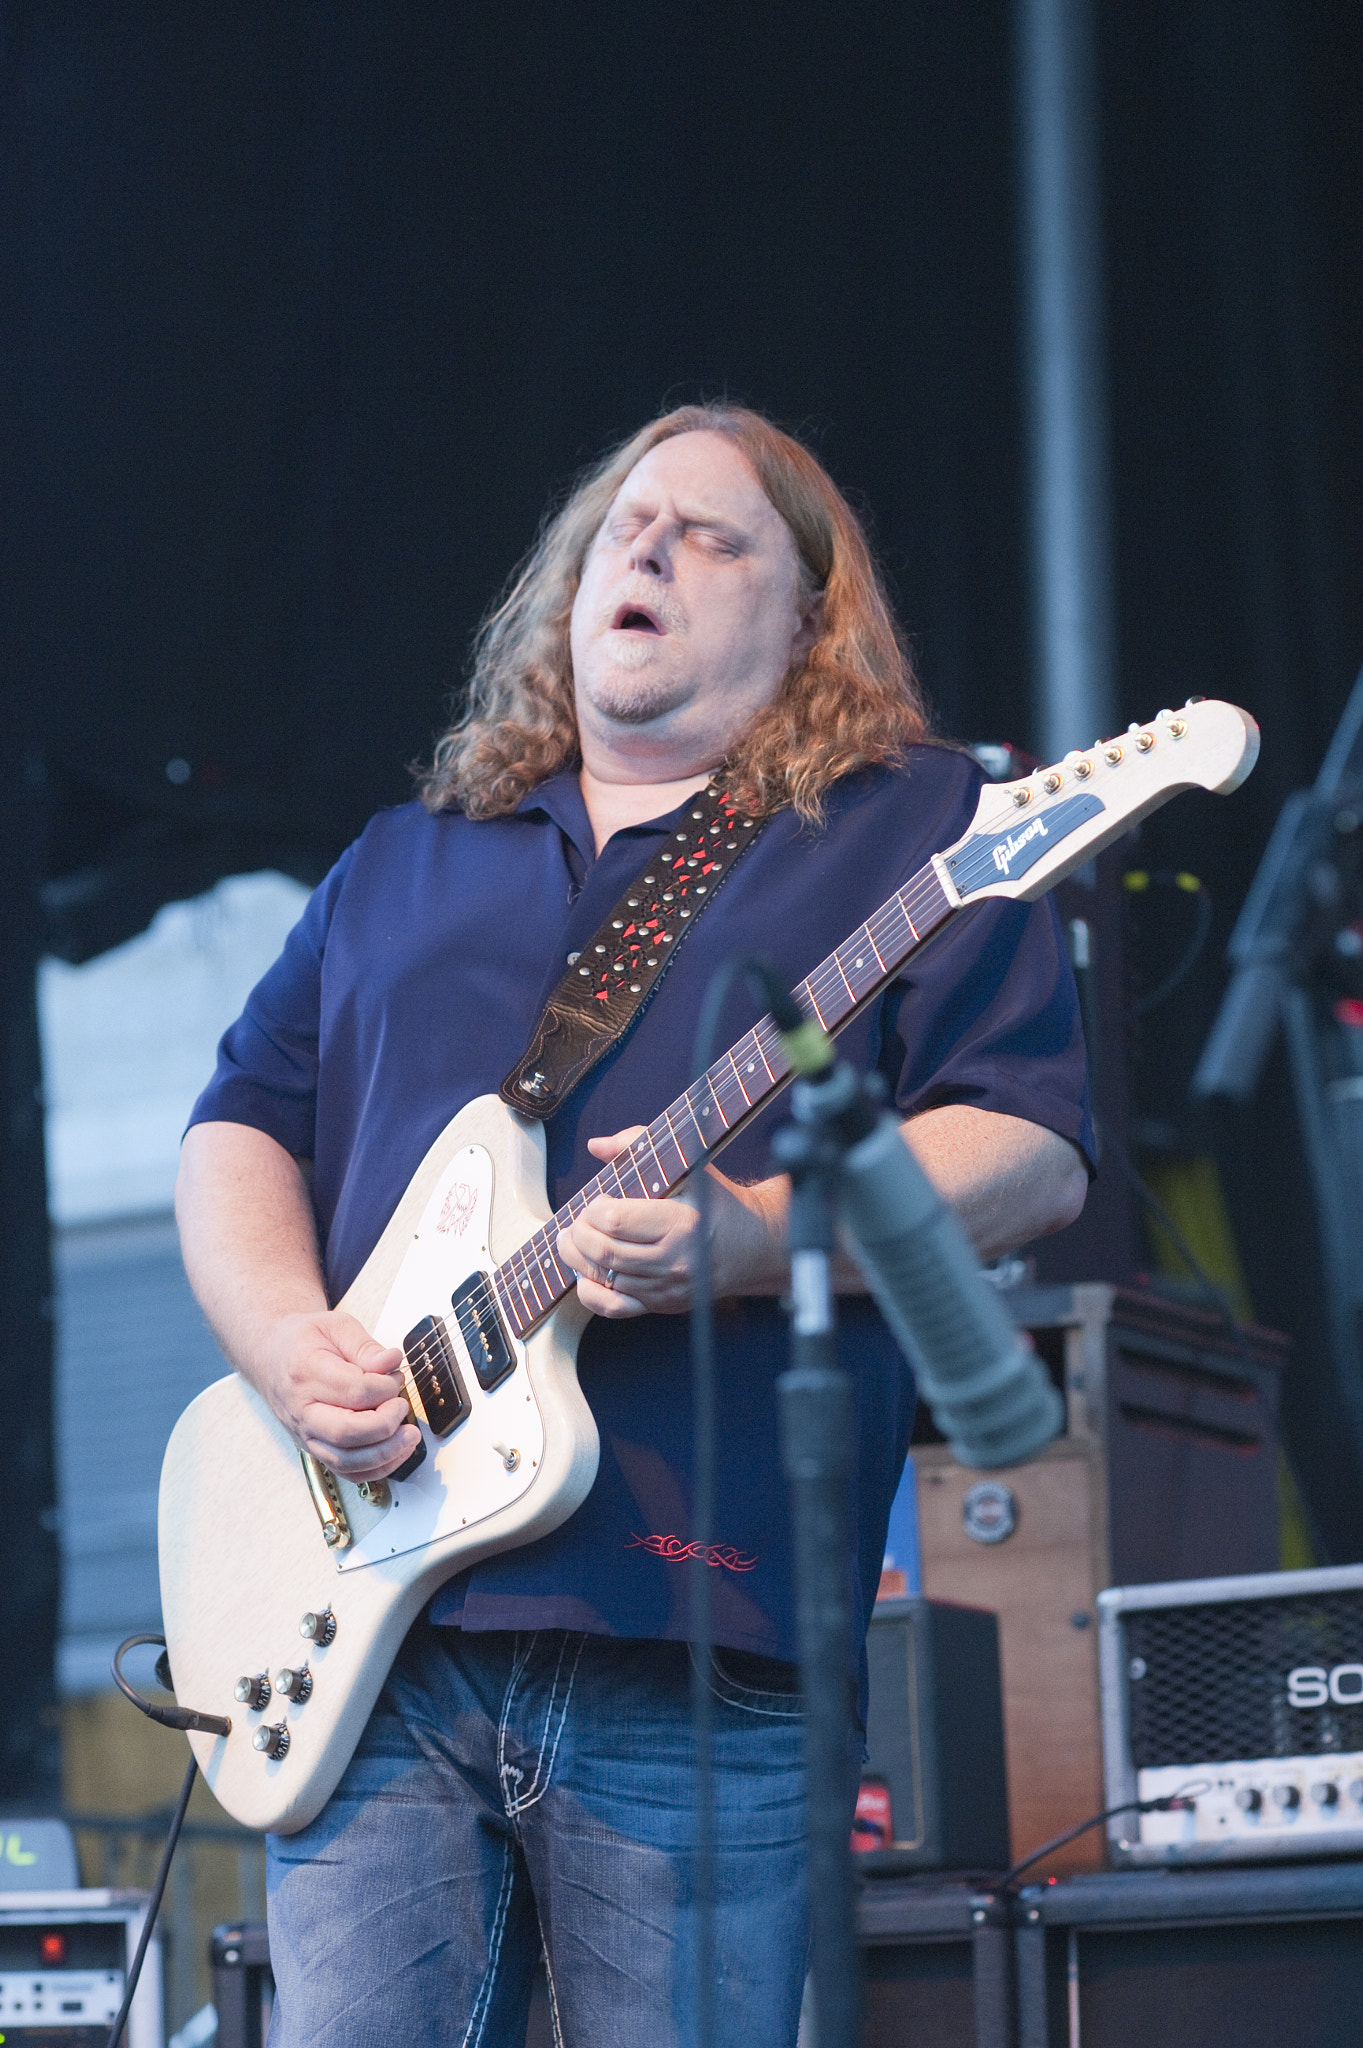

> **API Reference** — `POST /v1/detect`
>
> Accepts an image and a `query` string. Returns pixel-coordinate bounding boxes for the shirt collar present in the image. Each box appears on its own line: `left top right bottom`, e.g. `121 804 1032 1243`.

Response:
514 768 710 866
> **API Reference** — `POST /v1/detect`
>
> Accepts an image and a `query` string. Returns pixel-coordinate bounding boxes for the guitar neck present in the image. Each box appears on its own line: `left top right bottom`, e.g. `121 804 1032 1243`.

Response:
490 856 956 1340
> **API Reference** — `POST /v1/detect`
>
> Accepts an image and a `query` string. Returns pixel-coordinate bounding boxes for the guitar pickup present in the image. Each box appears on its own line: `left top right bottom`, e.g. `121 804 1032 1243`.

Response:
450 1274 516 1391
401 1315 472 1437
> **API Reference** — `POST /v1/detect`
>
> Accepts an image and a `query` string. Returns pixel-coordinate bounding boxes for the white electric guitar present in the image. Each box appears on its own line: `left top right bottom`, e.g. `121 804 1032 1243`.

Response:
159 699 1258 1832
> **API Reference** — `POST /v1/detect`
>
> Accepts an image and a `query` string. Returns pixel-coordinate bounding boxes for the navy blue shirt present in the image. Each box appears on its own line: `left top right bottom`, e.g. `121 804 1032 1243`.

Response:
189 747 1093 1669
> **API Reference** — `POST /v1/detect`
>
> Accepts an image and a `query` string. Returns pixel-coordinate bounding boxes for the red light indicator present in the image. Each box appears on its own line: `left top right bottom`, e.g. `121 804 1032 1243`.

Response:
39 1930 67 1965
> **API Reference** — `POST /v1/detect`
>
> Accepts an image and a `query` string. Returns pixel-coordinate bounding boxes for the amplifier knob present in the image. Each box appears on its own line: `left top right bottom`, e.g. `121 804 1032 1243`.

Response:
1234 1787 1262 1813
299 1608 337 1646
1311 1781 1340 1808
1271 1784 1301 1811
275 1665 313 1704
234 1673 271 1711
253 1722 290 1760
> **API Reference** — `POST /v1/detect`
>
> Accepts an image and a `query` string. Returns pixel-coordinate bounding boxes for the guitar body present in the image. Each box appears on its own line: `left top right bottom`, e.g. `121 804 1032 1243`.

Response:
158 1094 596 1834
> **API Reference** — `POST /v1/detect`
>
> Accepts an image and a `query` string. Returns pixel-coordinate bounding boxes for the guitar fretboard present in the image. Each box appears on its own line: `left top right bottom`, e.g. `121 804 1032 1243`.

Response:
479 854 956 1341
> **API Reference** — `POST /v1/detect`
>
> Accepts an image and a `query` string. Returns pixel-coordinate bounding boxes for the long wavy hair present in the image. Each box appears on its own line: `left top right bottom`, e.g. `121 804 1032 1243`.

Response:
419 404 932 822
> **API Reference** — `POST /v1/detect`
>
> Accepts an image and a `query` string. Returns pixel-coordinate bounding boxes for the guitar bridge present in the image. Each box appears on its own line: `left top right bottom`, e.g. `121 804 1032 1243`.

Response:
401 1315 473 1437
299 1450 352 1550
450 1274 516 1390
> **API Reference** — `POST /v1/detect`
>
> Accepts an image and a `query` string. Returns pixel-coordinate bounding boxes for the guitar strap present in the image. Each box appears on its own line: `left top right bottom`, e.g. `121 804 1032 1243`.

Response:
500 780 771 1119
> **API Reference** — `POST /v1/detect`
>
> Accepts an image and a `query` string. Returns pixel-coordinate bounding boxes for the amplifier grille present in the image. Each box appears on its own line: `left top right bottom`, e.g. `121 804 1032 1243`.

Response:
1126 1590 1363 1767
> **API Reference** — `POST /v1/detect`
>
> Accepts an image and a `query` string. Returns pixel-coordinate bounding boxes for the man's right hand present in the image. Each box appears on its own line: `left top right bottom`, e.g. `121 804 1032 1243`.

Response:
177 1123 423 1485
252 1308 419 1483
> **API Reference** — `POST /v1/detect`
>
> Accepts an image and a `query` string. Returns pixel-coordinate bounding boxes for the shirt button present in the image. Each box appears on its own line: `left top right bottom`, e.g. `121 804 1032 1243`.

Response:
567 951 580 965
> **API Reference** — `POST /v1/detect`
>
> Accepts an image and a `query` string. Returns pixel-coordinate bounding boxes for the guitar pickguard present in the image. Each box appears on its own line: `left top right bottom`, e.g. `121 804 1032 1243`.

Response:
335 1142 546 1570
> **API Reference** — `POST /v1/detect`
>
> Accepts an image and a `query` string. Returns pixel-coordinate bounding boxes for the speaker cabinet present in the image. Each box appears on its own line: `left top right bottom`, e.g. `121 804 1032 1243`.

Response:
861 1598 1010 1872
1014 1863 1363 2048
913 1283 1288 1873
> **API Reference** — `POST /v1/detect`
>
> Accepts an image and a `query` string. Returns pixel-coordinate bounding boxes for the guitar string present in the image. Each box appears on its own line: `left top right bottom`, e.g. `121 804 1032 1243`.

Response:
489 861 956 1329
492 879 943 1323
485 860 956 1337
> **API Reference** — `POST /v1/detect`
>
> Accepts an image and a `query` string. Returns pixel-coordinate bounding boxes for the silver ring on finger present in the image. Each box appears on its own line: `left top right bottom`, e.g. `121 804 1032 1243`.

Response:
605 1267 617 1291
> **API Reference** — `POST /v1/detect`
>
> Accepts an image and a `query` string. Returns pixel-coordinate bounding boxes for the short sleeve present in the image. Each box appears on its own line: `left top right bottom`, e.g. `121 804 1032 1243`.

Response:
185 844 356 1158
879 891 1096 1173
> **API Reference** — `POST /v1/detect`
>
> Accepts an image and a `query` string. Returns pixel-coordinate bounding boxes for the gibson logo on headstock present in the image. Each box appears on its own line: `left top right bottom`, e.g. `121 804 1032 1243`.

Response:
992 817 1049 874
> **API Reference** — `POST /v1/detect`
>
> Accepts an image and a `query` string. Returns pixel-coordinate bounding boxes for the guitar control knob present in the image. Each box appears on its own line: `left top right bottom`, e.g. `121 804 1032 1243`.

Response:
1271 1784 1300 1811
234 1674 271 1711
275 1665 313 1704
1311 1781 1340 1808
253 1721 290 1760
299 1608 337 1647
1234 1786 1261 1813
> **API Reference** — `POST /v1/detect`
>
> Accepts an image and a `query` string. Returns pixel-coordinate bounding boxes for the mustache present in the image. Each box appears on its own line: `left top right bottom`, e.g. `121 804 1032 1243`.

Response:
596 580 688 635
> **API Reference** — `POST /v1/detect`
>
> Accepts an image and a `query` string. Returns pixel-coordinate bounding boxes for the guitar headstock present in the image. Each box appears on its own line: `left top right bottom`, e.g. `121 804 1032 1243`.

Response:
938 699 1260 906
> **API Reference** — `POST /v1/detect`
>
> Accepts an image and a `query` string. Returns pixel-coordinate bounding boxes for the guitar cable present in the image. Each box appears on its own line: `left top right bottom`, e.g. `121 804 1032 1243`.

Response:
105 1632 231 2047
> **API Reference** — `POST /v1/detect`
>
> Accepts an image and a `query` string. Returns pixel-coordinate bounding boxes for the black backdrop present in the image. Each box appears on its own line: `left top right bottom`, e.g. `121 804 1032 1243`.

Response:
4 1 1362 1791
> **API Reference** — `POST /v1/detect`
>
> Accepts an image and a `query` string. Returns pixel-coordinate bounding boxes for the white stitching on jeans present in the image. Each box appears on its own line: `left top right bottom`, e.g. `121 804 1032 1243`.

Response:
497 1633 537 1820
535 1913 566 2048
459 1835 517 2048
686 1644 803 1718
506 1634 588 1815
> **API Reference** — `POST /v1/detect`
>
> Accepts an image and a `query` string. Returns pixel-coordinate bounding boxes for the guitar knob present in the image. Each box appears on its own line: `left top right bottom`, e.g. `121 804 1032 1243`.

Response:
252 1721 290 1759
234 1673 271 1711
275 1665 313 1704
299 1608 337 1646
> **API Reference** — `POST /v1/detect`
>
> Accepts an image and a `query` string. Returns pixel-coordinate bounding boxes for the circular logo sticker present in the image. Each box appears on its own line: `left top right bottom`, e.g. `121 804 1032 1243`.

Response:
961 1479 1018 1545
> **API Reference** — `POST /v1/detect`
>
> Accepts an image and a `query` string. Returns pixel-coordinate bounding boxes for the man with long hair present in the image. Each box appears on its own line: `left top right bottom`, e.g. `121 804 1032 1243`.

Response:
177 405 1091 2046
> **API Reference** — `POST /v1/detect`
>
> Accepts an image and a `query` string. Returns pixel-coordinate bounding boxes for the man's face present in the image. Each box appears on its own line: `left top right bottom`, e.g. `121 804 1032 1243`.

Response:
569 430 817 767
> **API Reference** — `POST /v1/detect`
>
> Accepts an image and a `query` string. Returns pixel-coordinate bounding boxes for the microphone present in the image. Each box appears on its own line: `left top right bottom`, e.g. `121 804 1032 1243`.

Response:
787 1060 1064 1469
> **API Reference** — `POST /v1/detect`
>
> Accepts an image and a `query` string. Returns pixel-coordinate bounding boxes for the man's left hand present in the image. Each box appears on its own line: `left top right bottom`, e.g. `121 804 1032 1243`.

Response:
556 1127 787 1319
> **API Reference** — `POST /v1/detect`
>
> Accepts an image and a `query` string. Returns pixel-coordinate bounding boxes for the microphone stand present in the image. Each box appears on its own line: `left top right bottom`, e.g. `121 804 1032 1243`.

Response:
773 1050 1066 2048
773 1069 877 2048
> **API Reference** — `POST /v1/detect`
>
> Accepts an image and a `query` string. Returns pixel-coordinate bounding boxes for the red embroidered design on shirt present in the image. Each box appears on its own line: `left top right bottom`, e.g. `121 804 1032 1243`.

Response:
627 1533 758 1573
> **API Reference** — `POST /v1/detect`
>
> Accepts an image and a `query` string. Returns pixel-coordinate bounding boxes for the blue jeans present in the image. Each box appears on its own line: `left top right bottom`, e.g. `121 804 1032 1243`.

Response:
266 1621 808 2047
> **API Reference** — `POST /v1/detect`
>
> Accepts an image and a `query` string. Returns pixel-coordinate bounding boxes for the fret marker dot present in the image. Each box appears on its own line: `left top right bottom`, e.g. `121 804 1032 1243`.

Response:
856 958 864 968
652 1181 660 1193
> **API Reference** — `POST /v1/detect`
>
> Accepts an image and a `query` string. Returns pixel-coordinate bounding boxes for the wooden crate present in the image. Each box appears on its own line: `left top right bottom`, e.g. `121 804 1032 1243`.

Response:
911 1284 1288 1875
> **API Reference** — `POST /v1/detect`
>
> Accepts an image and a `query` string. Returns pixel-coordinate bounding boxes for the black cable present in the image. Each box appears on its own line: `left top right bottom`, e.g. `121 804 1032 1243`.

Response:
107 1753 198 2047
999 1784 1209 1891
105 1633 232 2045
113 1633 231 1737
1125 871 1214 1019
1102 1130 1251 1352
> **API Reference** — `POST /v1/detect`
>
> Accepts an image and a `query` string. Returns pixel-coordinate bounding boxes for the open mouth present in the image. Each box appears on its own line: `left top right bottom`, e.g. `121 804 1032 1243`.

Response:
611 603 664 634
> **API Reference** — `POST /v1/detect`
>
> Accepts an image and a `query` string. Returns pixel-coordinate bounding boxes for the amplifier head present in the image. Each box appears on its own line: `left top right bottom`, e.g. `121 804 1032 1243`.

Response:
1100 1564 1363 1865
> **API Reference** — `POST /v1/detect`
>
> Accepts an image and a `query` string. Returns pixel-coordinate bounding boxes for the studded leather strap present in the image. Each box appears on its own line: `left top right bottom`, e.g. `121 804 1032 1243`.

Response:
499 782 770 1119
